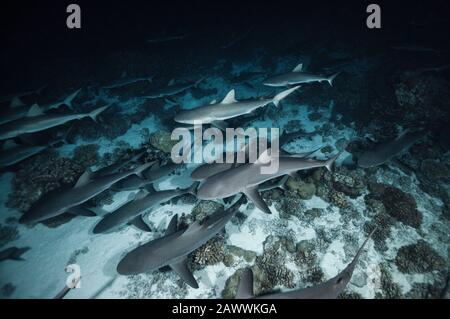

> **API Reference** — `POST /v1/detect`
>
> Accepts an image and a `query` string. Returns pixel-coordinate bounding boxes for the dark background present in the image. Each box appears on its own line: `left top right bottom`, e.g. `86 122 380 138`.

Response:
1 0 450 92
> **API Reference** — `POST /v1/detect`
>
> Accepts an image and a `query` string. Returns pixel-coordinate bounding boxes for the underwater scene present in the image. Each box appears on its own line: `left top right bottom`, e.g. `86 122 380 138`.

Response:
0 1 449 299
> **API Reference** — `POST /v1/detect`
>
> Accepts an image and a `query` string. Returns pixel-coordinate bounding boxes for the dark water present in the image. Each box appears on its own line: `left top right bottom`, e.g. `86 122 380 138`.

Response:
0 0 449 299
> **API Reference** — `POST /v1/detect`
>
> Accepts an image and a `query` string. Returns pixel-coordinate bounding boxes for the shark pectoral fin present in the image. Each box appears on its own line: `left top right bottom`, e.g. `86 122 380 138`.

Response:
165 214 178 235
74 169 93 188
128 215 151 232
67 205 96 217
236 268 254 299
169 258 199 289
243 186 271 214
211 120 228 131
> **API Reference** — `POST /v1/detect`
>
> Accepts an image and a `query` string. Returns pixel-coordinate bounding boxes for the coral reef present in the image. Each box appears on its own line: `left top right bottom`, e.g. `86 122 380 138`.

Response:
252 236 295 295
285 177 316 200
6 151 84 213
192 236 225 268
191 200 224 221
148 130 178 153
72 144 100 169
329 191 349 208
367 183 422 229
274 190 306 219
375 263 403 299
395 240 446 274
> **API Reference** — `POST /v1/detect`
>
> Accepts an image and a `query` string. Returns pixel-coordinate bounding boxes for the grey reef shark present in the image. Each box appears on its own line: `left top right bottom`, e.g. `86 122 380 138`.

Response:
19 162 154 224
174 86 300 130
197 147 342 214
117 201 243 288
263 63 340 87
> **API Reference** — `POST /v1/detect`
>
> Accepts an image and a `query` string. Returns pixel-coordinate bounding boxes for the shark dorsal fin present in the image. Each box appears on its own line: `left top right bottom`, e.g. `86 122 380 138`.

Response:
74 169 93 188
255 148 272 165
168 78 175 86
293 63 303 72
210 99 217 105
165 214 178 235
9 96 25 108
2 140 19 150
169 257 199 288
26 104 43 117
236 268 254 299
221 89 237 104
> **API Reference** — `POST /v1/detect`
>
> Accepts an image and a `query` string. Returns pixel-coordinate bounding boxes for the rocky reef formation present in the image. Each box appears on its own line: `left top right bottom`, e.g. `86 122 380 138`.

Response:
366 182 422 229
6 151 85 227
395 240 446 274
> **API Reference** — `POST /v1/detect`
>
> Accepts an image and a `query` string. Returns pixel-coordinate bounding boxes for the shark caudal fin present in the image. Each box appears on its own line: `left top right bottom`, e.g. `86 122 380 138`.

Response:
272 85 300 107
325 151 343 172
327 72 341 86
236 268 254 299
88 104 111 122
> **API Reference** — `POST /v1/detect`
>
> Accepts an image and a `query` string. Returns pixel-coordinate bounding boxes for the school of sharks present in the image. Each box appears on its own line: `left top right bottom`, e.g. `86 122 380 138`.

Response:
0 1 449 300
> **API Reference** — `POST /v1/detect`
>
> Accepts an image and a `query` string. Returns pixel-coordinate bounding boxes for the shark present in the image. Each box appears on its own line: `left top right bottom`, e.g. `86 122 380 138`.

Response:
0 140 48 168
357 130 427 168
116 201 242 288
263 63 340 87
140 78 203 99
174 86 300 129
235 228 376 299
112 160 180 192
0 104 110 141
0 247 30 262
101 74 153 90
19 162 154 224
92 151 146 178
191 146 321 182
93 183 198 234
0 85 46 105
0 88 81 126
197 149 341 214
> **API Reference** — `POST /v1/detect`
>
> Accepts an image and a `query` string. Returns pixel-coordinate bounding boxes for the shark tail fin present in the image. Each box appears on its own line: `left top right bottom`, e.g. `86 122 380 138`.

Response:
327 72 341 86
273 85 300 107
62 88 82 109
88 104 110 123
325 151 342 172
